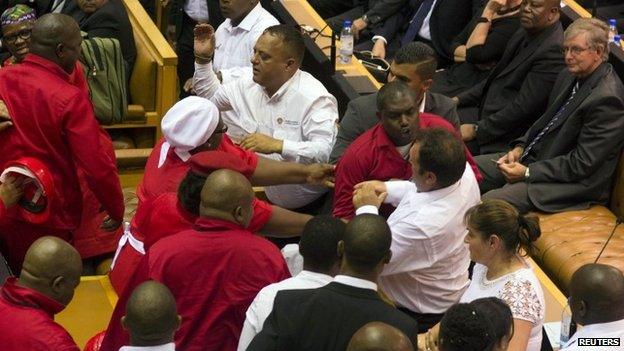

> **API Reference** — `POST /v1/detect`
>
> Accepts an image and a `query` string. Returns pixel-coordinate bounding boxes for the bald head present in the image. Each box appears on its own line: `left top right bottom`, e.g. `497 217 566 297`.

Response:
29 13 81 73
19 236 82 306
347 322 414 351
122 281 180 346
569 263 624 325
199 169 254 226
342 214 391 273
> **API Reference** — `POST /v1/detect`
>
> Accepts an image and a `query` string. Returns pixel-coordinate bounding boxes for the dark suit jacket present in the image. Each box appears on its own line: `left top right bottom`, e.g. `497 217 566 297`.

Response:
64 0 137 73
514 63 624 212
457 22 565 154
329 90 458 163
247 282 419 351
170 0 224 37
363 0 407 26
372 0 482 65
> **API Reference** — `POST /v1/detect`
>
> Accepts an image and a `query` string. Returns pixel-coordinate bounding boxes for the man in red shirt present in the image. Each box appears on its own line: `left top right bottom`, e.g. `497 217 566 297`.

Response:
0 236 82 350
0 14 124 272
109 151 310 294
333 81 481 220
102 169 291 351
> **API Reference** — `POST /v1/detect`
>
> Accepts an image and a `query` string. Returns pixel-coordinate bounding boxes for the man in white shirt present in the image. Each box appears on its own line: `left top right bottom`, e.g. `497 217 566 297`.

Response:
247 214 419 350
120 281 181 351
192 24 339 209
562 263 624 351
353 128 480 332
237 215 345 351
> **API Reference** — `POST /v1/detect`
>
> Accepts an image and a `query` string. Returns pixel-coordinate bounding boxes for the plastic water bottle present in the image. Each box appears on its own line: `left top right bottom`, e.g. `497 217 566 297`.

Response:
615 35 622 48
339 20 354 64
560 302 577 346
608 19 618 43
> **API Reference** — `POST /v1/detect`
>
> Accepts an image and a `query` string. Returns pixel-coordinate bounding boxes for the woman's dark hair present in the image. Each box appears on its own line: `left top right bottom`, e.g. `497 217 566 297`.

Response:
464 199 541 255
177 170 206 215
438 298 513 351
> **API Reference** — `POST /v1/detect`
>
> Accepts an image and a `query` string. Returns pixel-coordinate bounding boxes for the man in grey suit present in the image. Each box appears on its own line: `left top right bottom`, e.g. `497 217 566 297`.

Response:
457 0 565 155
329 42 458 164
476 18 624 213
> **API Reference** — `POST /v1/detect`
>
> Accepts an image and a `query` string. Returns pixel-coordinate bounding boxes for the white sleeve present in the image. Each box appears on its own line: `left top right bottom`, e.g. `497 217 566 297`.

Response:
193 62 233 111
382 222 437 275
281 96 338 163
237 287 277 351
220 66 252 83
384 181 415 206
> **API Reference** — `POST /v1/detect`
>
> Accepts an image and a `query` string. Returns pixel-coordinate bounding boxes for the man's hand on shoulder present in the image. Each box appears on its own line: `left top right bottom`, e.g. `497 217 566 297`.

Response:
0 176 23 208
0 100 13 133
305 163 335 188
353 181 387 209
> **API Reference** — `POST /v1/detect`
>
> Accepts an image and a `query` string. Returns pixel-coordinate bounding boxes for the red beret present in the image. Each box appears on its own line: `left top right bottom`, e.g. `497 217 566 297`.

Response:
189 151 255 179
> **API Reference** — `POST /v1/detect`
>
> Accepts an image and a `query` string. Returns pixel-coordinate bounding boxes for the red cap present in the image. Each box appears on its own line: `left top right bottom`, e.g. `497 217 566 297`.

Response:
189 151 255 179
0 157 56 224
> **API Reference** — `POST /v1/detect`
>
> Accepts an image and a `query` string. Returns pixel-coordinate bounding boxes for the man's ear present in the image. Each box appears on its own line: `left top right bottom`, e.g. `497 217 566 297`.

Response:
578 300 588 318
426 171 437 188
51 275 64 293
422 78 433 91
121 316 129 331
233 206 244 225
55 43 64 58
285 57 297 71
337 240 345 259
383 249 392 264
175 314 182 331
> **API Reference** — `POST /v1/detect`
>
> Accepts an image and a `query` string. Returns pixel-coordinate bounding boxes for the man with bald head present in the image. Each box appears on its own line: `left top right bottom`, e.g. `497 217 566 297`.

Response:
121 281 181 350
102 169 290 351
347 322 414 351
248 214 418 351
0 13 124 272
561 263 624 350
0 236 81 350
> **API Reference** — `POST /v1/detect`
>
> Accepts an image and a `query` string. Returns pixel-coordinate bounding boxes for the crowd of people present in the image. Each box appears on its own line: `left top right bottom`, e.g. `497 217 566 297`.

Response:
0 0 623 349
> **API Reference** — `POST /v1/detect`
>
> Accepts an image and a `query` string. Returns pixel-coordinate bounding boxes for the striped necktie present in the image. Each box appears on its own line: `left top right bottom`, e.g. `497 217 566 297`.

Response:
521 82 579 161
400 0 435 46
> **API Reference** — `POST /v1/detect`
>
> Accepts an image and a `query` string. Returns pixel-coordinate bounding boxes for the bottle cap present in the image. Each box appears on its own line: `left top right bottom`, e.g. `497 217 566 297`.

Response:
609 19 617 25
343 20 352 27
615 34 622 41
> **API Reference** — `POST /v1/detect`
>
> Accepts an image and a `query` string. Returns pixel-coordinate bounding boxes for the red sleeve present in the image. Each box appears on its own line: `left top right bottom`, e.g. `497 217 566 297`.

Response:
332 146 370 220
421 113 483 183
248 198 273 232
62 93 125 221
217 135 258 177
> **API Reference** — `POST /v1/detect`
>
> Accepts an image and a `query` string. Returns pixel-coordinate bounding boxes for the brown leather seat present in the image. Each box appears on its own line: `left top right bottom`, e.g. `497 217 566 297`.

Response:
532 154 624 294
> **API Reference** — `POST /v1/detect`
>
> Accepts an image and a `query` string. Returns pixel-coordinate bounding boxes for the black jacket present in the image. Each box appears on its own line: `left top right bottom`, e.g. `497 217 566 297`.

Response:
457 22 565 154
247 282 418 351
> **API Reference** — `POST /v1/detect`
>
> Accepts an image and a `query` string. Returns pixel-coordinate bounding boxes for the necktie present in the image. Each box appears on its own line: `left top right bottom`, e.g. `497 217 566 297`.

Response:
521 82 579 161
400 0 435 46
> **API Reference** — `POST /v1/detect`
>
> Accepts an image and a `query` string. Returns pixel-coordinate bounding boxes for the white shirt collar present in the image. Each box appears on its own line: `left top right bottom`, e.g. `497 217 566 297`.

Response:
224 2 263 32
120 343 176 351
333 275 378 291
297 270 333 282
565 318 624 348
418 93 426 113
264 70 300 101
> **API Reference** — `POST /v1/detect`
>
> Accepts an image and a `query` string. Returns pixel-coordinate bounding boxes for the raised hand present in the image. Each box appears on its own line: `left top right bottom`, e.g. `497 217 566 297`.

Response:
193 23 216 61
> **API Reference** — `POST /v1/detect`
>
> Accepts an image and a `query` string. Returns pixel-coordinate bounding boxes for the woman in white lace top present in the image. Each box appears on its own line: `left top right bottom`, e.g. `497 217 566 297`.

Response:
419 199 545 351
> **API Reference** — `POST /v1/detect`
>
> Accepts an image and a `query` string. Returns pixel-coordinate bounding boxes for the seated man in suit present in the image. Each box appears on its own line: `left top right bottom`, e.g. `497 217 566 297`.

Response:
456 0 565 155
364 0 481 65
0 237 82 350
63 0 136 73
476 18 624 213
193 24 339 210
120 281 181 350
237 215 345 351
562 264 624 350
330 42 458 164
333 80 479 220
101 169 291 351
354 128 481 332
247 214 419 350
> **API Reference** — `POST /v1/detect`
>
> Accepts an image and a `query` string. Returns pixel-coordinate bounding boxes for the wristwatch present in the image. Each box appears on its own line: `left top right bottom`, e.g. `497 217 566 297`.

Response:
524 167 530 180
361 14 370 25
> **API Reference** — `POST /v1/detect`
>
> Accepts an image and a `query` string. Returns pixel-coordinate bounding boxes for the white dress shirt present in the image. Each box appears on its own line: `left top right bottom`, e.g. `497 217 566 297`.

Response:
356 164 480 314
183 0 209 23
333 275 378 291
460 262 545 351
562 319 624 351
237 270 333 351
417 0 439 40
213 3 279 82
281 244 304 276
120 343 176 351
193 64 339 208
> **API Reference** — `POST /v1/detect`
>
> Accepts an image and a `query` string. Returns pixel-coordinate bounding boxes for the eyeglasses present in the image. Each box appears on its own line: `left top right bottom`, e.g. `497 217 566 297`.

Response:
3 29 32 44
561 46 591 56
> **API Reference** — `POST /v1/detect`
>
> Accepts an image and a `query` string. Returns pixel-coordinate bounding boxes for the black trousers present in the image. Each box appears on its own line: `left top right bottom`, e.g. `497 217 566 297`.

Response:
177 12 196 99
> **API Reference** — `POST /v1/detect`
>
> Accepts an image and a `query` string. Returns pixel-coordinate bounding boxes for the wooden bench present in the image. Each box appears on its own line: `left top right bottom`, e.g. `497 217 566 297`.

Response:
107 0 177 188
